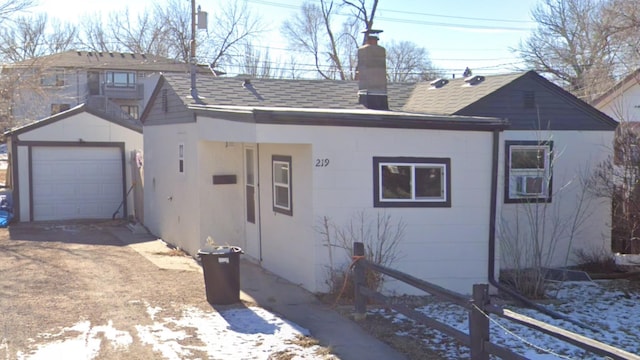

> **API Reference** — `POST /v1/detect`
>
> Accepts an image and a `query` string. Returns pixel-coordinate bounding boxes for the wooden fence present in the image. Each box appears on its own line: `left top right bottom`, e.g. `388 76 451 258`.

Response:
352 242 640 360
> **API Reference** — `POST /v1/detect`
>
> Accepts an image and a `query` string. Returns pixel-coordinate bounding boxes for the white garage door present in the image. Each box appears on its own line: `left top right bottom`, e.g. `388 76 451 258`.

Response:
32 146 123 221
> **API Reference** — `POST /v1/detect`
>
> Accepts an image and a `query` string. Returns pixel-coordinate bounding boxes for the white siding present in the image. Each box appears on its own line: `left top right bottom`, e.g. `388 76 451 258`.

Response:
143 123 201 255
597 82 640 122
498 130 613 268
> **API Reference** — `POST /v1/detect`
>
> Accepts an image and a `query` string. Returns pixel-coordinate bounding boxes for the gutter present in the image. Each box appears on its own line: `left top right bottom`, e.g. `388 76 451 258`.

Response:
487 129 599 332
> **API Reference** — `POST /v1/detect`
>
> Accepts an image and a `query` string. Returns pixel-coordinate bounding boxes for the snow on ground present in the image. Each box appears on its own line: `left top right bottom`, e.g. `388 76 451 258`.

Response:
374 280 640 359
16 302 331 360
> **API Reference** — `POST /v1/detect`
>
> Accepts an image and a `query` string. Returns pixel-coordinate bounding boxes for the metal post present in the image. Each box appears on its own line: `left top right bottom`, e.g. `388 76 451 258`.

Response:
470 284 490 360
189 0 200 104
353 242 366 320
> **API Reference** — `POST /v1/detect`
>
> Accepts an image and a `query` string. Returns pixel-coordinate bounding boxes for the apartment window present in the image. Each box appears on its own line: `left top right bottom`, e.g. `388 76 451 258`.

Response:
373 157 451 208
106 71 136 88
178 143 184 173
51 104 70 115
120 105 139 119
505 141 553 203
272 155 292 216
41 69 65 87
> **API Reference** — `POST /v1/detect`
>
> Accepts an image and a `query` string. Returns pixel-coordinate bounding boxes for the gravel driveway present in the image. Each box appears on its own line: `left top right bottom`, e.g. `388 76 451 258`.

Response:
0 220 339 360
0 220 212 358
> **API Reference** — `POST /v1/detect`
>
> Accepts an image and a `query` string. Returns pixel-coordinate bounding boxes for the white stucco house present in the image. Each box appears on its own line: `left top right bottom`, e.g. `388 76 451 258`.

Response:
141 38 616 295
3 104 142 222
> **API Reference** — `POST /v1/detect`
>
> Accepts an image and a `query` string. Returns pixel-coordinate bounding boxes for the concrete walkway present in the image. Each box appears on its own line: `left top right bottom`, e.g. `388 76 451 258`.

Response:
111 225 407 360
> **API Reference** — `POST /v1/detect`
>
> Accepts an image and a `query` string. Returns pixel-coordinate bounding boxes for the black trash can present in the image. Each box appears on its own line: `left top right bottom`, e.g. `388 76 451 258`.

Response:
198 246 242 305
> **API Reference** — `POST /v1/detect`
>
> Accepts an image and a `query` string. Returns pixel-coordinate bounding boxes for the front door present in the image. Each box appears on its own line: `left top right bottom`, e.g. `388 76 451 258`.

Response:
244 146 260 260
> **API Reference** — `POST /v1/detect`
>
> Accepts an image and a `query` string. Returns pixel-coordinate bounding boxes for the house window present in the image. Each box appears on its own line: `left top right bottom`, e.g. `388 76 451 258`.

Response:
505 141 553 203
106 71 136 88
272 155 292 216
41 69 65 87
120 105 139 119
51 104 70 115
178 143 184 173
373 157 451 208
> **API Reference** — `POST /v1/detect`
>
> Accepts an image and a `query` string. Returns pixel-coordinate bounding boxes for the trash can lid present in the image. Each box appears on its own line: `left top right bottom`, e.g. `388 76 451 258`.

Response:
198 246 243 255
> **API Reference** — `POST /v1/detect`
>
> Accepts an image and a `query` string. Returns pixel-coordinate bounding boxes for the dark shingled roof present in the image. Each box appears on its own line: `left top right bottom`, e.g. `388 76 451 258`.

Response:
161 72 417 110
3 50 211 74
403 72 526 114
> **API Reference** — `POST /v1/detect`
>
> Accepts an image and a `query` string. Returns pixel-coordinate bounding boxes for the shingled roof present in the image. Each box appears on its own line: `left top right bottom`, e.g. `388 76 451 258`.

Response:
403 72 526 114
3 50 211 74
161 72 417 110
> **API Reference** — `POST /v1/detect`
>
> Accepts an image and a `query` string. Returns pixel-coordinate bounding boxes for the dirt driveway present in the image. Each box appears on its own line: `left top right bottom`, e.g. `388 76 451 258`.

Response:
0 220 332 359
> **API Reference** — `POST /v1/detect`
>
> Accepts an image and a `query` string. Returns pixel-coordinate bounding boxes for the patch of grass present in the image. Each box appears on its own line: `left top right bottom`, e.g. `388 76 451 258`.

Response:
286 334 319 347
153 248 188 257
267 350 295 360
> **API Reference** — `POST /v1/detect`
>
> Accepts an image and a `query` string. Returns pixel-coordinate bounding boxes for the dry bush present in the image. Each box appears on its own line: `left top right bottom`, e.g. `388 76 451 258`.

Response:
572 248 618 273
317 211 405 299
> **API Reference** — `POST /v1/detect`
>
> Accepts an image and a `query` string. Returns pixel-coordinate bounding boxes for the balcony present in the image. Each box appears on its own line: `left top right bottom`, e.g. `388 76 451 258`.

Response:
101 83 144 100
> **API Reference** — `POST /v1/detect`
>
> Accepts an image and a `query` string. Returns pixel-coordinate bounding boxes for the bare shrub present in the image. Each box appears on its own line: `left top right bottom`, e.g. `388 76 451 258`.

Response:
317 210 405 299
573 247 618 273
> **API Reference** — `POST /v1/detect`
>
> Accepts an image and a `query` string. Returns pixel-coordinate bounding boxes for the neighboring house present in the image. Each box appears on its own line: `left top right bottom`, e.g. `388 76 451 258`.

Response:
141 37 615 295
592 69 640 123
0 50 214 127
404 72 617 269
3 104 142 222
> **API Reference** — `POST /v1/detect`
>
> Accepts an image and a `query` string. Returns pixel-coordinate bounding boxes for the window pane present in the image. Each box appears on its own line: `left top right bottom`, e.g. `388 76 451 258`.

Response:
512 148 545 169
415 166 443 198
381 165 411 199
275 186 289 208
274 163 289 184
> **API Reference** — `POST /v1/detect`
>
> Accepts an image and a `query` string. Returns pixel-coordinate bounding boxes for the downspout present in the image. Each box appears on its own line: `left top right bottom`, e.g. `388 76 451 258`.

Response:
256 143 263 262
487 129 598 331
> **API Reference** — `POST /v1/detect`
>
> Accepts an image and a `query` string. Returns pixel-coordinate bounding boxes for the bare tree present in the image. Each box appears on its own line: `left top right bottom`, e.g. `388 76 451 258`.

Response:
239 44 274 78
342 0 379 44
517 0 618 101
79 13 112 53
281 0 359 80
0 0 34 23
0 14 77 62
386 40 442 82
108 8 170 56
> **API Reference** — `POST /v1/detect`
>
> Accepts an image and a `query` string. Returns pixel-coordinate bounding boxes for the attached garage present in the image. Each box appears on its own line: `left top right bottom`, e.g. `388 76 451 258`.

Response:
4 105 143 222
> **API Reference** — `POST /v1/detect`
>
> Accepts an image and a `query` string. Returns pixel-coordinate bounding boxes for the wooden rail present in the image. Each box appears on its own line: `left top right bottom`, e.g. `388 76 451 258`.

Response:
352 241 640 360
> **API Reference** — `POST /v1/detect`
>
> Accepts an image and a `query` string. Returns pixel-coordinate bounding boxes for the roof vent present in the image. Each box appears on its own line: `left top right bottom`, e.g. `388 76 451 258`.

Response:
242 79 251 88
76 51 82 56
429 78 449 89
109 52 114 57
120 53 125 58
464 75 485 86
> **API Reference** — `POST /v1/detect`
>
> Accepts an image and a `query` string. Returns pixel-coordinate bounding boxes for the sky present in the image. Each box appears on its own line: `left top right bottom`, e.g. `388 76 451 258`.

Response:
29 0 541 78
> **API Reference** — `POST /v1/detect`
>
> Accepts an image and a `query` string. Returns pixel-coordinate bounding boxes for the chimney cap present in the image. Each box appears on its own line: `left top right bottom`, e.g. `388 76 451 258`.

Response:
361 29 383 38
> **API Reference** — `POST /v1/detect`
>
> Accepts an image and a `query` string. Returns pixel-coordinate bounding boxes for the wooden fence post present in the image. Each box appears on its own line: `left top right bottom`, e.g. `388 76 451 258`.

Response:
353 242 366 320
469 284 490 360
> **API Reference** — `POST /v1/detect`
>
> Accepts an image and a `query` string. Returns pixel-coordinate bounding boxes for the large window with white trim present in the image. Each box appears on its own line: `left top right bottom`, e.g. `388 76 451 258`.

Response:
272 155 292 215
505 141 553 203
373 157 451 207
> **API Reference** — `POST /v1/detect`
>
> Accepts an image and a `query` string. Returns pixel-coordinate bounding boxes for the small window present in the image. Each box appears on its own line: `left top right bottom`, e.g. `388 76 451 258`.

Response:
51 104 70 115
373 157 451 208
505 141 553 203
523 91 536 109
272 155 292 216
120 105 139 119
41 69 65 87
106 71 136 88
178 143 184 173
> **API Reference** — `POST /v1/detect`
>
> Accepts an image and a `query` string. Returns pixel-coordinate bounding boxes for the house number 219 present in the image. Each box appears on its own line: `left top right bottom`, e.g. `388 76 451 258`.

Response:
315 158 330 167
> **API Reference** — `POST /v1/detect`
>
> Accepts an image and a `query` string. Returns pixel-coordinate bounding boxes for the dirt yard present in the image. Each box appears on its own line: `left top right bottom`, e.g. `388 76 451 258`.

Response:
0 220 223 358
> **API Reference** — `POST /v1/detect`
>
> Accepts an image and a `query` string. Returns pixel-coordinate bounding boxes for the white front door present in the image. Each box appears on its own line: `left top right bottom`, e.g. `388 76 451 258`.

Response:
244 146 261 260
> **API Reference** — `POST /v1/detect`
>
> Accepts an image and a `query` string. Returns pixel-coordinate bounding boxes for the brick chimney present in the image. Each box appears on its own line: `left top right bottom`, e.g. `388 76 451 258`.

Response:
356 30 388 110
